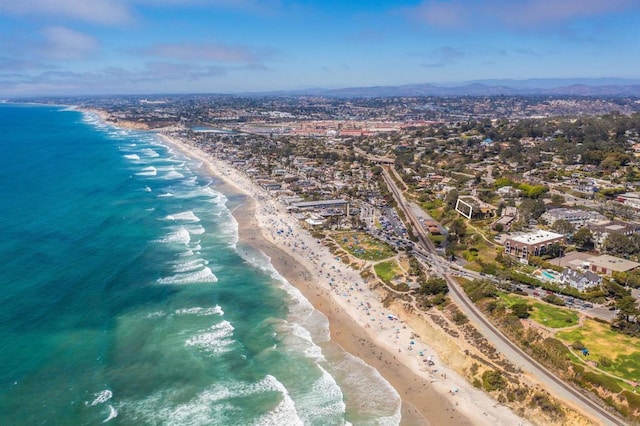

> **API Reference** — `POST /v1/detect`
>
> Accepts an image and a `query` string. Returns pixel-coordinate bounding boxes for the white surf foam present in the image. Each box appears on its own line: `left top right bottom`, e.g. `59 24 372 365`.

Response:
202 186 223 199
158 170 185 180
295 366 346 424
124 154 140 160
333 351 402 424
252 375 304 426
170 258 208 273
158 227 191 245
185 320 234 355
237 246 316 316
186 225 205 235
175 305 224 316
102 405 118 423
164 211 200 222
184 176 197 186
124 375 303 426
158 192 174 197
157 266 217 285
87 389 112 406
278 321 325 361
141 148 160 158
136 166 157 176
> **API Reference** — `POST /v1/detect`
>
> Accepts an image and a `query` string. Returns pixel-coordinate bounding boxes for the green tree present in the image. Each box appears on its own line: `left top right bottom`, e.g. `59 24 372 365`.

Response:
572 227 593 251
551 219 575 235
602 233 632 257
519 198 546 221
420 277 449 296
444 188 459 209
616 296 638 323
448 218 467 243
511 302 532 318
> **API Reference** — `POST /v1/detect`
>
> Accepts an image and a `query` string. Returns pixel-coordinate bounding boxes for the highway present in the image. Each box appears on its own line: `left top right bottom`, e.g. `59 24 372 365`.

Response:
379 167 626 426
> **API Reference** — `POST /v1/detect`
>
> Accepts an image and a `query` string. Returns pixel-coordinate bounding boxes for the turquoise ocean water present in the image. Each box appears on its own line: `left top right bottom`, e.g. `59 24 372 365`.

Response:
0 105 400 425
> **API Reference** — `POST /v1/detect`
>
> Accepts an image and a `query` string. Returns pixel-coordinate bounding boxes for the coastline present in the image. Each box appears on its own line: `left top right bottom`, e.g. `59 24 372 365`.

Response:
156 132 529 426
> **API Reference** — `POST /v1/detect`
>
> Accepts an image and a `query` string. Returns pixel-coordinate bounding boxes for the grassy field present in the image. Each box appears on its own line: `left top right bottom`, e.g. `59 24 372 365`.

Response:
557 318 640 382
498 293 579 328
374 260 399 283
531 302 579 328
459 235 497 271
332 231 395 261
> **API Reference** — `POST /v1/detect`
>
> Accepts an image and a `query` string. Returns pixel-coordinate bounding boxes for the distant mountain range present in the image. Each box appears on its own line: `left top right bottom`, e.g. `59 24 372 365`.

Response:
270 78 640 97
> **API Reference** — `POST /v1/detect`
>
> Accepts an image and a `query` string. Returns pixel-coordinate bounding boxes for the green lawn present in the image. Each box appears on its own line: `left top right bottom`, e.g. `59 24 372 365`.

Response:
374 260 399 283
332 231 395 261
498 293 579 328
557 319 640 382
531 302 578 328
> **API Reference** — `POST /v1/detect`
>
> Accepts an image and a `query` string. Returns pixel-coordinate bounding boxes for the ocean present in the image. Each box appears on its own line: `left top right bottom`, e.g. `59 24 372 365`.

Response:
0 104 400 425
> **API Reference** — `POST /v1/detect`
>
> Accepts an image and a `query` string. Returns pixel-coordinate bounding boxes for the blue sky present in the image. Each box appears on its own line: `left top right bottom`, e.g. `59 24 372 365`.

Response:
1 0 639 96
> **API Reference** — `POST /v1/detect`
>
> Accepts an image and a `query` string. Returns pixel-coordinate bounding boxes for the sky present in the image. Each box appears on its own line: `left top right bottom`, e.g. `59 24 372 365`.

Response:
1 0 639 96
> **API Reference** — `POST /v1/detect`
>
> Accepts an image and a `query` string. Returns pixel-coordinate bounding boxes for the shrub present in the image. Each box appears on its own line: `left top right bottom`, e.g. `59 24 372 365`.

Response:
571 340 585 351
622 390 640 414
543 294 565 306
529 393 563 419
462 279 498 302
482 370 506 392
453 311 468 325
511 302 531 319
598 356 612 368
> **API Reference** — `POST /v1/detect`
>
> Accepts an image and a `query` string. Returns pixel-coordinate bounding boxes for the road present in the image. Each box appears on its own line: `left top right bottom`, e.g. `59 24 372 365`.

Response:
379 167 626 426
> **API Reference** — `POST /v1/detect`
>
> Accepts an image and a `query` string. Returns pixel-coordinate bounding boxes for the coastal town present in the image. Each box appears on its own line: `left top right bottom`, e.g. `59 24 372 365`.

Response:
36 93 640 425
4 0 640 424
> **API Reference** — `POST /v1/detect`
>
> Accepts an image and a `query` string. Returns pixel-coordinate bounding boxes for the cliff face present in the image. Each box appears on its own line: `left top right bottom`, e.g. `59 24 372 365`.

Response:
109 119 150 130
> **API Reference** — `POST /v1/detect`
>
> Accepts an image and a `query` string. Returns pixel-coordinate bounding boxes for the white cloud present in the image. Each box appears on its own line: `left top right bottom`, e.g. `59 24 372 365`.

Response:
409 0 637 29
0 0 133 25
0 60 269 96
143 42 276 64
495 0 636 27
0 0 282 25
412 1 468 28
40 26 99 60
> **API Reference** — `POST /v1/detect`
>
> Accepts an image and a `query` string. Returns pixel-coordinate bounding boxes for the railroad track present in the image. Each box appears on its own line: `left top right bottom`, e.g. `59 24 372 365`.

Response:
379 166 626 426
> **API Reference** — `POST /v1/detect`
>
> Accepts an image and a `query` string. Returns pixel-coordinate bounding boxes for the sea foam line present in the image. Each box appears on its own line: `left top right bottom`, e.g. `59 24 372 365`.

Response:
123 375 303 426
157 266 218 285
175 305 224 316
185 320 234 355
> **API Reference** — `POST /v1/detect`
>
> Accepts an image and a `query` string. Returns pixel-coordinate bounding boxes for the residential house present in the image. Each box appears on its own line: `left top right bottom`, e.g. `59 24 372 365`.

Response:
559 269 602 291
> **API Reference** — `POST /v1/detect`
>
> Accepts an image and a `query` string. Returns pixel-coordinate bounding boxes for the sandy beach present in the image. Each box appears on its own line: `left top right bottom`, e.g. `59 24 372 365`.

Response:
157 133 529 425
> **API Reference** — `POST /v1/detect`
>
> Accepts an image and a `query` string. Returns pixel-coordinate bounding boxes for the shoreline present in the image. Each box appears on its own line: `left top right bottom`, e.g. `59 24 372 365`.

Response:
156 132 529 426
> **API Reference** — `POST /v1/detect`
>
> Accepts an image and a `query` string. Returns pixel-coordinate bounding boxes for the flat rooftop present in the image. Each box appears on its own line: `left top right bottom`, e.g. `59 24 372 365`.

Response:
508 230 564 245
555 251 593 269
588 255 640 272
291 199 348 208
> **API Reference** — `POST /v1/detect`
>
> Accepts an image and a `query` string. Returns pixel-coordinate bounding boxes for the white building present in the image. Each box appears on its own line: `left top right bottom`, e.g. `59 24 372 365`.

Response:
504 230 565 259
541 208 608 227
